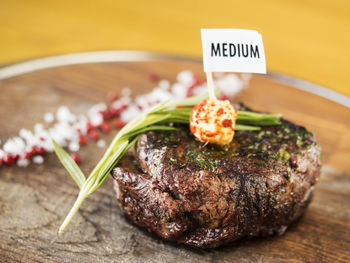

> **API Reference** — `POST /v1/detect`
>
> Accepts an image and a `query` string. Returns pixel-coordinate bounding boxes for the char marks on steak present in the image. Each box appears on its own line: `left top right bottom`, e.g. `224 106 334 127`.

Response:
112 113 321 248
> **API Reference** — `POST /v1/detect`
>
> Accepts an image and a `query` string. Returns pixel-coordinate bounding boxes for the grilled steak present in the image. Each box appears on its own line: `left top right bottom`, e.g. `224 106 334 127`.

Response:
112 113 321 248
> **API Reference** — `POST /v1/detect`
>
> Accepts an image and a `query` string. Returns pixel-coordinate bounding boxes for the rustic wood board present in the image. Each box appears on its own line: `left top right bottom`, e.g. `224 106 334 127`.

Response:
0 55 349 263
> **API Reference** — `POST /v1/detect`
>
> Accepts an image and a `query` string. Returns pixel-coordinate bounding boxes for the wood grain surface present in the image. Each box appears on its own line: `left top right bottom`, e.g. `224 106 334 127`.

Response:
0 59 349 262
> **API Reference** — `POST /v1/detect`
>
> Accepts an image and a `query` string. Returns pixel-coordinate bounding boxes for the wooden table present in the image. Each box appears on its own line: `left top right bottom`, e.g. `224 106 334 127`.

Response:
0 56 349 262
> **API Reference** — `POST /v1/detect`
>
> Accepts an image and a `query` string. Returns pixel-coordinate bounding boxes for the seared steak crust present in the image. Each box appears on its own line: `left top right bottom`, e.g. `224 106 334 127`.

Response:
112 118 321 248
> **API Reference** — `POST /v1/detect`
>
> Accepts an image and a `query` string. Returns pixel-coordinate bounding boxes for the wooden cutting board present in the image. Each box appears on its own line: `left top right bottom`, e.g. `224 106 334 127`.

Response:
0 53 349 263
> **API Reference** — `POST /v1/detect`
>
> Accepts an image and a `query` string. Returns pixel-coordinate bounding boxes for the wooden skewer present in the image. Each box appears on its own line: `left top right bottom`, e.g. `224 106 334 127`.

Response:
206 71 216 100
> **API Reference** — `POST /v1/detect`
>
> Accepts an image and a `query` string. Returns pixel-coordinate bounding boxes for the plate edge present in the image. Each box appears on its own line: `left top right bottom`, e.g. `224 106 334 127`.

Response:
0 50 349 108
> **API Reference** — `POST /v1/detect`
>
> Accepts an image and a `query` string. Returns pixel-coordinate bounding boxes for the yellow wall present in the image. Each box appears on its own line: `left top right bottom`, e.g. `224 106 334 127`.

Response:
1 0 349 96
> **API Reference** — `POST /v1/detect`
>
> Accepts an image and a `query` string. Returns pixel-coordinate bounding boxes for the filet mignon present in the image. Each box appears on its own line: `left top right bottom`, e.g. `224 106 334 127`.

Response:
112 114 321 248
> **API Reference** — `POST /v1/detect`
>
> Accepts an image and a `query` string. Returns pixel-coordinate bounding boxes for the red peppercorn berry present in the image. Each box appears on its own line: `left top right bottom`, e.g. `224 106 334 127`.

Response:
193 75 202 86
3 155 15 166
86 121 94 132
79 135 87 145
89 130 100 141
37 147 46 155
24 152 32 159
70 153 81 164
100 110 112 121
148 72 158 82
186 84 195 97
100 122 111 133
31 146 38 155
109 107 120 117
110 104 128 117
114 118 125 129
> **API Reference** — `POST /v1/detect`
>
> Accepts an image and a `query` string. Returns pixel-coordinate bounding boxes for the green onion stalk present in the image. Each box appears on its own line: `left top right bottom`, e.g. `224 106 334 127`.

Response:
52 92 281 234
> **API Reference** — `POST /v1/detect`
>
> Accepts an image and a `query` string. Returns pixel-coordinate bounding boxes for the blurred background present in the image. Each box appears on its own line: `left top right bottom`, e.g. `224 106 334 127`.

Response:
1 0 349 96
